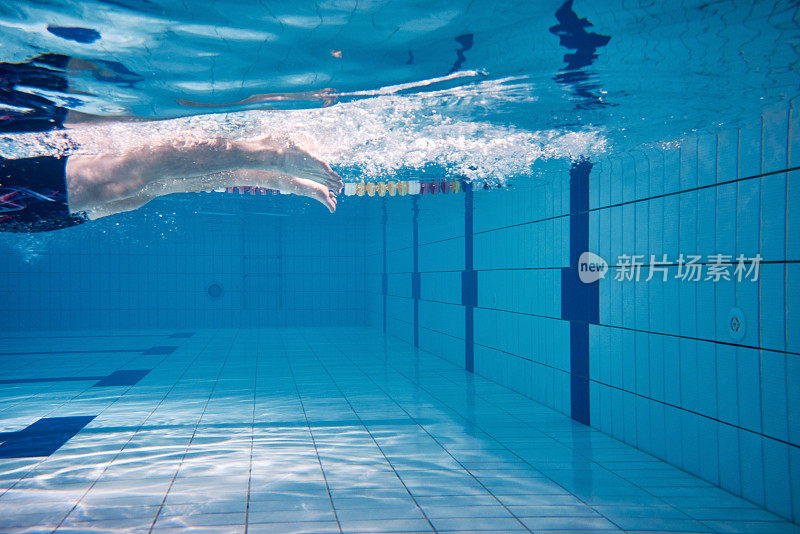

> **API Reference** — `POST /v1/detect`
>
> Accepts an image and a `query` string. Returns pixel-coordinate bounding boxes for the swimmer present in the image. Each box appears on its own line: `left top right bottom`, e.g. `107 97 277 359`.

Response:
64 134 342 218
0 55 342 233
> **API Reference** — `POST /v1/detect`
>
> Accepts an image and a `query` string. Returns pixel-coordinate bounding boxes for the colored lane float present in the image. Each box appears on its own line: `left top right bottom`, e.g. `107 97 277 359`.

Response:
212 180 505 197
343 180 460 196
211 186 282 194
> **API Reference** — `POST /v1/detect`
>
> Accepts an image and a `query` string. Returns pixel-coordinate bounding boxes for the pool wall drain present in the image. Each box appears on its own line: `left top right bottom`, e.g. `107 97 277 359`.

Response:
209 180 507 197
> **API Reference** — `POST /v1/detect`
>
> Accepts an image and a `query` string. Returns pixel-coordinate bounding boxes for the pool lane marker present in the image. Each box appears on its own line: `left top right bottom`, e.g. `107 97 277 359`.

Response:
0 332 193 340
0 346 178 357
0 369 151 387
218 179 509 198
92 369 151 387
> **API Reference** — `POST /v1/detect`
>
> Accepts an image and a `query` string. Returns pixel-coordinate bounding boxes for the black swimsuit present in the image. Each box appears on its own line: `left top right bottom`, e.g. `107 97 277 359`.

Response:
0 156 87 232
0 54 87 233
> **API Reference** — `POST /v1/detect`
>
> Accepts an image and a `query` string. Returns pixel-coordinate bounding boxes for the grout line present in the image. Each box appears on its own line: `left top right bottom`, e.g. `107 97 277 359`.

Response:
358 338 635 532
243 329 260 533
590 376 799 451
308 341 441 534
4 329 798 530
284 335 344 534
51 337 209 531
379 259 800 274
398 319 800 449
329 344 536 533
373 331 783 527
784 109 794 522
0 347 176 503
377 164 800 257
411 305 800 358
147 331 238 533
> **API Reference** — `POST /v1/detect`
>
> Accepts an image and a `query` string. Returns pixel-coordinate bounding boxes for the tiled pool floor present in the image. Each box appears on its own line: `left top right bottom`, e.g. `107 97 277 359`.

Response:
0 328 796 533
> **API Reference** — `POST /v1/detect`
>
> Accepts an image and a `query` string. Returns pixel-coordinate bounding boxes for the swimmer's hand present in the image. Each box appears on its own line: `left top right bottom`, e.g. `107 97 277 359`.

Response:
208 170 339 213
272 173 338 213
303 178 338 213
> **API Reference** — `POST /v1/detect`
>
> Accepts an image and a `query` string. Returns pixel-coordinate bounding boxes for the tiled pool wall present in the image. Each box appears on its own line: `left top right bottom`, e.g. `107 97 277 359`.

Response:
366 107 800 522
0 194 372 330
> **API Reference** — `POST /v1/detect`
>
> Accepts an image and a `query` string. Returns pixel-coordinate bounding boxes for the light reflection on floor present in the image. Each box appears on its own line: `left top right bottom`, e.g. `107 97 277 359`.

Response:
0 328 796 533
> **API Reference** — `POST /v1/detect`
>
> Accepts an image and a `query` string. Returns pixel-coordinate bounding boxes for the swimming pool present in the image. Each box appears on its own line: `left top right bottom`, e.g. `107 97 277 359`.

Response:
0 0 798 532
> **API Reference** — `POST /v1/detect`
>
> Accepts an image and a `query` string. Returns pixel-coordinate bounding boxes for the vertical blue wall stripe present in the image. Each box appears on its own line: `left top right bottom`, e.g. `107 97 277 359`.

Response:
464 180 475 372
569 322 591 424
412 197 420 348
464 181 474 272
381 199 387 334
561 159 597 425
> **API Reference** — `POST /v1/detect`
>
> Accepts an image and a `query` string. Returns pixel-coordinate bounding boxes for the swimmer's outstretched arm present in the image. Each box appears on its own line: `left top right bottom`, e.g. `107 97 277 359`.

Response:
83 169 338 220
65 135 342 215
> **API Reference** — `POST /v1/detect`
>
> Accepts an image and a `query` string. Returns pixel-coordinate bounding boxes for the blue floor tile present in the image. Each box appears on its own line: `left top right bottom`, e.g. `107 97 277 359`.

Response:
0 328 795 532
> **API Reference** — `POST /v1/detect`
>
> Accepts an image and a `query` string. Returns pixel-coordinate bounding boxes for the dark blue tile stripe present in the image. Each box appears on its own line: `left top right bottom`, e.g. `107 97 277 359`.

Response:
0 349 142 356
0 345 179 357
465 307 474 373
569 159 591 268
461 270 477 307
169 332 194 338
93 369 151 387
561 159 597 425
382 199 388 334
464 181 474 272
463 181 475 373
0 376 104 385
141 346 178 355
0 369 152 387
412 198 420 348
569 322 591 424
411 273 421 299
0 416 96 458
0 334 182 340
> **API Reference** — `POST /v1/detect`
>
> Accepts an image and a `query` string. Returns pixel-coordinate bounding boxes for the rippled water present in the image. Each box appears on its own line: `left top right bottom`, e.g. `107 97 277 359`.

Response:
1 0 799 180
2 83 608 182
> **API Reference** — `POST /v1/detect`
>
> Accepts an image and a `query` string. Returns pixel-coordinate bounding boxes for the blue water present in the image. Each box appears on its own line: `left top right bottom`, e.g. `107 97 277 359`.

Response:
1 0 798 178
1 0 800 532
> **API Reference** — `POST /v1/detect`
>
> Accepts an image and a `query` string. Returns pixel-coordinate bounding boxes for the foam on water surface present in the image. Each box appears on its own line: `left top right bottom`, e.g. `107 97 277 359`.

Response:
0 76 608 182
